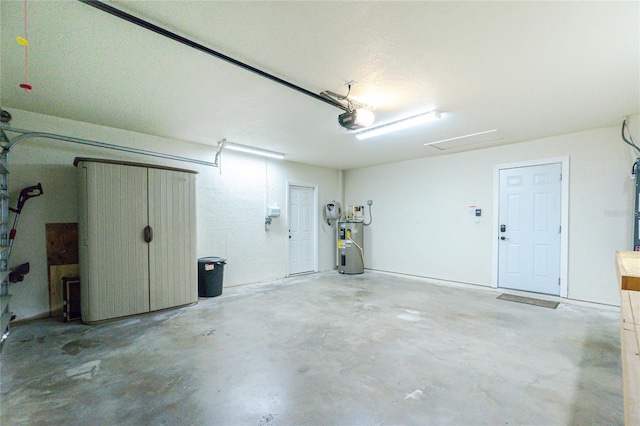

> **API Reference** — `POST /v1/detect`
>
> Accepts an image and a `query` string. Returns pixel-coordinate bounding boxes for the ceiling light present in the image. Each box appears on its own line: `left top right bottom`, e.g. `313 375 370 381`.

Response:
224 142 285 159
321 84 376 130
423 129 498 146
356 110 441 140
339 108 375 130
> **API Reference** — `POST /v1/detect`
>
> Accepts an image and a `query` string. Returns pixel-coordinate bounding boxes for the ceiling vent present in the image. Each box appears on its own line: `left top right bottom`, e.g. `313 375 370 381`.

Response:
425 129 507 151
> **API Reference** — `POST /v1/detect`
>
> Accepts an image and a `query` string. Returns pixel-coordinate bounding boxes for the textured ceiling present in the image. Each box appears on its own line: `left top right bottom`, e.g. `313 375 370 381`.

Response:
1 1 639 170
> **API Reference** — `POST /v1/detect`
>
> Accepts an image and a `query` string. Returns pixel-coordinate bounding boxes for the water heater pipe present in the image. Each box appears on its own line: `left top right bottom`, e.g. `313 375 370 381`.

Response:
347 238 365 269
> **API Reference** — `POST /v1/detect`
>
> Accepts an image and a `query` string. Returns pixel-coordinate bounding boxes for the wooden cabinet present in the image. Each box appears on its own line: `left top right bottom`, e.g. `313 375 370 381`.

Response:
615 251 640 426
75 158 197 323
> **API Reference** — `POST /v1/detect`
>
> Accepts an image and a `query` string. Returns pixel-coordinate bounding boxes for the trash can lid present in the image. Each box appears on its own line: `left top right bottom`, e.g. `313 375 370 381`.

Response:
199 256 226 264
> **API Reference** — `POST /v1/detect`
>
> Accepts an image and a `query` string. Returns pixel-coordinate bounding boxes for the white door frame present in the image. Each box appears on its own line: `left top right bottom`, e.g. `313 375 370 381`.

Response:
492 157 569 298
286 181 319 276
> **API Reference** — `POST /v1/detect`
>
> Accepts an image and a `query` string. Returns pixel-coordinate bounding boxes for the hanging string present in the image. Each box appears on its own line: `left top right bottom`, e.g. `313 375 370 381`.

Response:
18 0 32 92
24 0 28 85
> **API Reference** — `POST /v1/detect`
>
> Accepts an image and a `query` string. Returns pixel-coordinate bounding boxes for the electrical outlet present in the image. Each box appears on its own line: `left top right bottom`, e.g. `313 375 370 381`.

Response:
367 199 373 206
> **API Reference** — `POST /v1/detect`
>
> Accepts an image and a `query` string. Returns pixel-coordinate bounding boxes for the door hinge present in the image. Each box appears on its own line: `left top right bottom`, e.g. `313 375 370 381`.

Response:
559 225 561 233
559 173 562 181
558 277 561 286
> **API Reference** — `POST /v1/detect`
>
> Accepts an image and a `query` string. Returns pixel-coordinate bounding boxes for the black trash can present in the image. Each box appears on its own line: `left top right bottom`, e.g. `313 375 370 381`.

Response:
198 257 226 297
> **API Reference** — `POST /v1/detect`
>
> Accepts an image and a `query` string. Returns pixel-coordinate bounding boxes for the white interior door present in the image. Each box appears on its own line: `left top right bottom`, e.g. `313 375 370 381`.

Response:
498 163 562 295
288 185 315 275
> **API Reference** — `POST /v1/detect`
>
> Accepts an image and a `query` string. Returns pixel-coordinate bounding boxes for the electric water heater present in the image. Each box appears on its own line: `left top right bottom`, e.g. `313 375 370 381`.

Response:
338 220 364 274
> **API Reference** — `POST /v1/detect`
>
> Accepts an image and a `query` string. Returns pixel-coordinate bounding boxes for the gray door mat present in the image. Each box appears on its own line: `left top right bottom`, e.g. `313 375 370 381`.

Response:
497 293 559 309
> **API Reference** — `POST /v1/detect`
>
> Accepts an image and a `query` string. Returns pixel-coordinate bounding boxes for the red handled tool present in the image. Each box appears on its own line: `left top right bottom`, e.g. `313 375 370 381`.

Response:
7 183 43 261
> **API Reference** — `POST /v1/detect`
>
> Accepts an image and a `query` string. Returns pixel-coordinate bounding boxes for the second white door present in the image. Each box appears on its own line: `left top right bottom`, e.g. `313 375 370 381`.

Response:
288 185 315 275
498 163 562 295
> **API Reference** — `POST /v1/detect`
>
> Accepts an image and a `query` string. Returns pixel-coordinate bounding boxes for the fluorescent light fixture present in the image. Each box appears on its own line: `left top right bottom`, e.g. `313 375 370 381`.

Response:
224 142 285 159
423 129 498 146
356 110 441 140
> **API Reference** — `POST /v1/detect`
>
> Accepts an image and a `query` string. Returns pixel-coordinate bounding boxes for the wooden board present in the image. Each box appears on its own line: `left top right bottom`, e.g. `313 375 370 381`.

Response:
616 251 640 291
49 264 78 318
618 251 640 425
46 223 79 317
45 223 78 266
621 323 640 426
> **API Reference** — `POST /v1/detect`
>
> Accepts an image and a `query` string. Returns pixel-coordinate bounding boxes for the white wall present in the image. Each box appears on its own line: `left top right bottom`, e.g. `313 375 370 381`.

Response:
6 109 340 320
6 109 639 319
345 117 640 306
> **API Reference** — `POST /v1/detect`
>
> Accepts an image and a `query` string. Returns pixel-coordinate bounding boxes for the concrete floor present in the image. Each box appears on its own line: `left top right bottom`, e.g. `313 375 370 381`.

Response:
0 272 622 425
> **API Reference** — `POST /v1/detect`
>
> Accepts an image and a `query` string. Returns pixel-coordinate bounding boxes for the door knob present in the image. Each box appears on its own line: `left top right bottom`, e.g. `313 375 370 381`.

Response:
500 236 509 241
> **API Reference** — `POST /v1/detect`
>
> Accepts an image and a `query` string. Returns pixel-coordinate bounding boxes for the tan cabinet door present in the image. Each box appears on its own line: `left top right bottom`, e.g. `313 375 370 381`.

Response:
148 169 197 311
80 161 150 322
